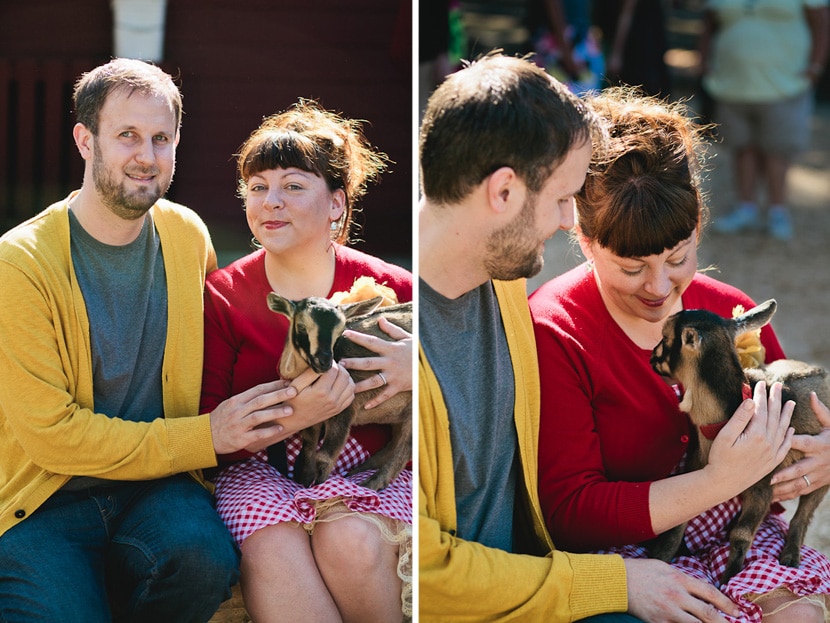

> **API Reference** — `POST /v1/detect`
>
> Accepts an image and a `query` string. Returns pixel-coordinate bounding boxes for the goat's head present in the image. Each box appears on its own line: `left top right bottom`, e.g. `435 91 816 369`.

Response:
650 299 777 388
267 293 384 379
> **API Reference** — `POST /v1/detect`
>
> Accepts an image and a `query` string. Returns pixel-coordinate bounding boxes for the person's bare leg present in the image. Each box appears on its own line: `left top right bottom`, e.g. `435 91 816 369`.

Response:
312 515 404 623
758 591 824 623
735 145 761 204
762 151 790 206
241 523 341 622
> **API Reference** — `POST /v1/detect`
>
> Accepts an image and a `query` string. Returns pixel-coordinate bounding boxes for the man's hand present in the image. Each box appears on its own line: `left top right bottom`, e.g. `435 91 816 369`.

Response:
625 558 740 622
210 364 356 455
209 380 297 455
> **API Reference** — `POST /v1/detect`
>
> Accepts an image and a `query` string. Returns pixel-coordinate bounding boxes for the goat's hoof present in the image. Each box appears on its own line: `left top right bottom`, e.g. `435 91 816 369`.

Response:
779 550 802 568
360 473 390 491
296 476 316 488
720 563 742 586
314 466 334 485
294 467 316 488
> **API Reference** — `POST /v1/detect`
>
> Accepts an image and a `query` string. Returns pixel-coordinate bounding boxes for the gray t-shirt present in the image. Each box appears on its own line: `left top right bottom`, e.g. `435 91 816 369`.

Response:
64 210 167 488
419 278 519 552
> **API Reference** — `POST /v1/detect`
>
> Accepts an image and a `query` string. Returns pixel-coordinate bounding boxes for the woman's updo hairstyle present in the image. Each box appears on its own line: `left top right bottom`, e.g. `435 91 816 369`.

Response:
236 99 390 244
576 87 711 258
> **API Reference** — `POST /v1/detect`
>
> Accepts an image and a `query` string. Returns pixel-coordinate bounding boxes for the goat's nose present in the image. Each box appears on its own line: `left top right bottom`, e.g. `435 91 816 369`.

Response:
311 352 334 374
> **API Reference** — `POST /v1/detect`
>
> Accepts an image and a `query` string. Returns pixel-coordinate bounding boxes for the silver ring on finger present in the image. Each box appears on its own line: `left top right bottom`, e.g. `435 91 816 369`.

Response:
804 474 811 488
377 372 387 386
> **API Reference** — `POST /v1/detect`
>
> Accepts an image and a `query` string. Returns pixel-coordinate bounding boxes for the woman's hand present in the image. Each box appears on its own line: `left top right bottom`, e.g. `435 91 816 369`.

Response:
241 365 354 451
340 316 412 410
649 382 795 535
772 392 830 501
707 381 795 494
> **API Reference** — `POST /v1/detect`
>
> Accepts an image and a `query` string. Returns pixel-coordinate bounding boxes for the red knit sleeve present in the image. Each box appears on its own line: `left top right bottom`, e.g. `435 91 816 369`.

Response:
201 270 259 464
531 277 658 552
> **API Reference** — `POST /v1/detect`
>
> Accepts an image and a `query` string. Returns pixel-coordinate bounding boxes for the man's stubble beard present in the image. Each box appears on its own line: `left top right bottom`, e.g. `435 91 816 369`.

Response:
483 192 546 281
92 146 172 221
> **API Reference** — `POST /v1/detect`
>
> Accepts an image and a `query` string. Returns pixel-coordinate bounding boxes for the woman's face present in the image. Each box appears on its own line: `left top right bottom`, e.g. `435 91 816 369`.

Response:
582 232 698 325
244 167 344 255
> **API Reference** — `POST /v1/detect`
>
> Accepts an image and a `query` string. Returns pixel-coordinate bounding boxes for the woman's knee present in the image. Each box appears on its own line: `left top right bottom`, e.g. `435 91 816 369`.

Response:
312 517 393 574
241 523 307 559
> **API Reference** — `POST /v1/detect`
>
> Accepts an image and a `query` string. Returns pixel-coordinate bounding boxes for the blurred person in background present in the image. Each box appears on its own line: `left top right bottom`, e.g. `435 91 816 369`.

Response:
699 0 829 240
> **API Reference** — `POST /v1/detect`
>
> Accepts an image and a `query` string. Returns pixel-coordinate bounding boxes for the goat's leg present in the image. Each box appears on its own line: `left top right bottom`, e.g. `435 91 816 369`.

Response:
313 409 354 485
294 425 323 487
722 482 772 585
347 411 408 476
647 523 687 563
780 484 830 568
356 419 413 491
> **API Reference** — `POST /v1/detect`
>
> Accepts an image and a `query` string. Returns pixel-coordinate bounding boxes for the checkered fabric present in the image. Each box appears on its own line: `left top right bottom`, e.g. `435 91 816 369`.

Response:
214 434 412 545
597 498 830 621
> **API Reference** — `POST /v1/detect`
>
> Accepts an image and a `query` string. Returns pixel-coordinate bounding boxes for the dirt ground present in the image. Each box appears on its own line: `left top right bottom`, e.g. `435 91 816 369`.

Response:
527 103 830 556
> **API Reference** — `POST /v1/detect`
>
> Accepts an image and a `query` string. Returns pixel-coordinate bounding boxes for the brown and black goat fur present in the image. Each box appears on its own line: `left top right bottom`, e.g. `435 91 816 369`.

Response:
649 299 829 584
267 293 412 491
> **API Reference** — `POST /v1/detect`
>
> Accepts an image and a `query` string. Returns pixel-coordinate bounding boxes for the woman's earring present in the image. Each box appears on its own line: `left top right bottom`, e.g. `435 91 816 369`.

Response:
330 220 339 233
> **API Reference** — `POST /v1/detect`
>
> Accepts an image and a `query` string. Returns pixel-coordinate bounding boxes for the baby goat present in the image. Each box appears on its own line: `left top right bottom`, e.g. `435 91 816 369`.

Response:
267 293 412 491
649 299 829 584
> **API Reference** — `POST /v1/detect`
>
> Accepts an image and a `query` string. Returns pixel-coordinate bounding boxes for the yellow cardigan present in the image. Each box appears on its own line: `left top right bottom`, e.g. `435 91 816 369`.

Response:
418 278 628 621
0 196 219 537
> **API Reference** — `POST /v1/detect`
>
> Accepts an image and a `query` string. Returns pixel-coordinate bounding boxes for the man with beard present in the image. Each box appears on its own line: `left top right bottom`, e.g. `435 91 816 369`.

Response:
0 58 354 621
418 53 745 622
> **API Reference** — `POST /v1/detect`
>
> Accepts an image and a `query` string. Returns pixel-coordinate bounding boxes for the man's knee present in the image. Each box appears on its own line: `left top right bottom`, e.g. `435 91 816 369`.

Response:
113 477 240 596
108 479 240 620
0 493 111 622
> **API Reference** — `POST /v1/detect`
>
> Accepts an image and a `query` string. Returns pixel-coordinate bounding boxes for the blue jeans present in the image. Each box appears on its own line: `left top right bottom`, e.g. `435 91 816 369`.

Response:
0 475 240 623
578 616 644 622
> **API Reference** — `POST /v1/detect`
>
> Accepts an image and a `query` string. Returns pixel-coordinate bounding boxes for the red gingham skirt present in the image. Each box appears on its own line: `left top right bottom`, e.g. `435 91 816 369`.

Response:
214 434 413 545
598 498 830 622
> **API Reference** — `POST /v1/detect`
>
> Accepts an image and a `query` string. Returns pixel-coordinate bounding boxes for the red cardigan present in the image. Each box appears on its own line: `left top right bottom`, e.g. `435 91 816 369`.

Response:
201 245 412 462
529 266 785 551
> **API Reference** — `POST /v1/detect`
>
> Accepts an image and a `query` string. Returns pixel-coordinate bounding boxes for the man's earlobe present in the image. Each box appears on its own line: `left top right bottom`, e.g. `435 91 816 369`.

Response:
487 166 519 214
73 123 93 159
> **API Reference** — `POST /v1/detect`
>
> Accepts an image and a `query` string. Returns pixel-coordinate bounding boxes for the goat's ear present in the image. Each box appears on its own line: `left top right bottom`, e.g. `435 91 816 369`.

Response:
266 292 295 319
733 299 776 334
681 326 702 351
341 296 383 319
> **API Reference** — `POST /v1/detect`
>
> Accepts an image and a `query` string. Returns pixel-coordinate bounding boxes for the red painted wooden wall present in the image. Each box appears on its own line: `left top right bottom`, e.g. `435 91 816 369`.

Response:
0 0 412 262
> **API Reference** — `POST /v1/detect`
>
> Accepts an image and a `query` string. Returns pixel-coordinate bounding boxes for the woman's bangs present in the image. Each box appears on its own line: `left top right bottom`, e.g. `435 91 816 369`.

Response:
244 132 320 178
602 193 697 258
